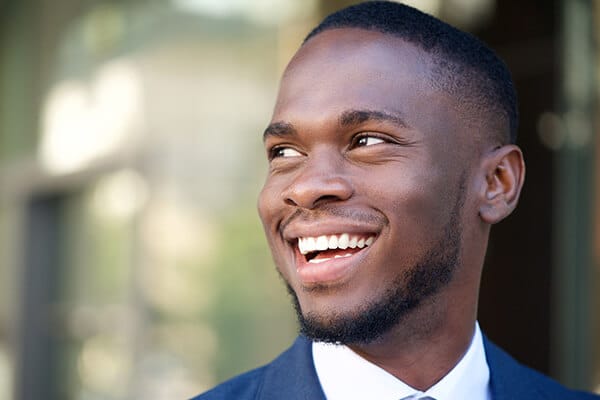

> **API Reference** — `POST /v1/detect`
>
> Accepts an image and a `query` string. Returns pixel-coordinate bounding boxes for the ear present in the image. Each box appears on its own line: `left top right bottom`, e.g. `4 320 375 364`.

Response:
478 145 525 224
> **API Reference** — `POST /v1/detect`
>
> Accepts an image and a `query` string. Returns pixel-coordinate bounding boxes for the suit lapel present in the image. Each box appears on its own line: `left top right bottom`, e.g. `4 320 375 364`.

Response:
254 334 581 400
484 336 543 399
256 334 567 400
259 335 529 400
258 336 326 400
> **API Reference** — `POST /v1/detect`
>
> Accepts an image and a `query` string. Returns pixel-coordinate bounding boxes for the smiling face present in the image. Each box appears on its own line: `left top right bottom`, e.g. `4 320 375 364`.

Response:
258 28 483 344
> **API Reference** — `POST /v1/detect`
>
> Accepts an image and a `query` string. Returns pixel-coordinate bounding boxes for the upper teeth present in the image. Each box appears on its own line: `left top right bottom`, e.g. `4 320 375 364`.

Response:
298 234 375 255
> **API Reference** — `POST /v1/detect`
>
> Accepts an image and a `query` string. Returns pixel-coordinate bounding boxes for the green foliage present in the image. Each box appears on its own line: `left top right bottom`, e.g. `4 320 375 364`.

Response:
208 202 296 382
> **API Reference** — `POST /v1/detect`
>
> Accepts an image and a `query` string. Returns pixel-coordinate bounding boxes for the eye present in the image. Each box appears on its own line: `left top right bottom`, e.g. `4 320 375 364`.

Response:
354 135 386 148
270 146 302 159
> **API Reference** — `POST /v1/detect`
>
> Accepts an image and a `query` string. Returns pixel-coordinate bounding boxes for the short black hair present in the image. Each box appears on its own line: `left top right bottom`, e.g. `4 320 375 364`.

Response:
305 1 518 144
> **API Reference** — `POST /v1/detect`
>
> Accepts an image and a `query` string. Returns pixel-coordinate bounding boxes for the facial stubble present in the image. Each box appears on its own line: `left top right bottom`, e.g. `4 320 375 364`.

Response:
282 177 466 345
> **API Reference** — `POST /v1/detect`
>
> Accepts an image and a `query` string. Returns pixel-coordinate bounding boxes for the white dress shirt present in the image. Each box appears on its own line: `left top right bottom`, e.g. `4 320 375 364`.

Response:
312 322 492 400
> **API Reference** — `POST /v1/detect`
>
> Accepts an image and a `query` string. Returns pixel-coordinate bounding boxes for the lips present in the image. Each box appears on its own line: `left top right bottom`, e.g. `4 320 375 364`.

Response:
280 211 384 285
286 231 378 285
298 233 376 261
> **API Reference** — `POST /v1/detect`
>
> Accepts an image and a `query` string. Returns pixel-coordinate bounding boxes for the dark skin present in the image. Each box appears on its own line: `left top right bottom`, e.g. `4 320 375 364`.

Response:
258 28 525 391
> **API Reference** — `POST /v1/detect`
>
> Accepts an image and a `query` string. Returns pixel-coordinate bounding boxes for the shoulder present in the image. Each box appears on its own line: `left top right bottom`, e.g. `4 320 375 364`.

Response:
484 337 600 400
190 366 267 400
190 336 322 400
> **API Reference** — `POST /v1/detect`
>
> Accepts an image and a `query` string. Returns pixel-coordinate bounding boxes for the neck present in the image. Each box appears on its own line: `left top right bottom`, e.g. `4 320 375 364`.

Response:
346 289 478 391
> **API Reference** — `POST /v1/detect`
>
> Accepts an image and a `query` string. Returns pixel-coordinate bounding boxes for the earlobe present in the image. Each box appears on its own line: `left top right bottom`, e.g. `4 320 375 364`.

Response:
478 145 525 224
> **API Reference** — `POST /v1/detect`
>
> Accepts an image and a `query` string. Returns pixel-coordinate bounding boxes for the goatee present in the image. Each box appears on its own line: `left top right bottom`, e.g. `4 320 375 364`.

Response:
283 178 465 345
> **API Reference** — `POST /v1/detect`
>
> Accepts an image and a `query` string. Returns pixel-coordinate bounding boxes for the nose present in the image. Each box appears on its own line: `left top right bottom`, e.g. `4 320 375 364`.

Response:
281 152 353 209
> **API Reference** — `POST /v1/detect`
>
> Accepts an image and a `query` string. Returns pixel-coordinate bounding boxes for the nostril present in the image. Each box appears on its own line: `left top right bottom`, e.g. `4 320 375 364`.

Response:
313 195 341 207
284 194 346 209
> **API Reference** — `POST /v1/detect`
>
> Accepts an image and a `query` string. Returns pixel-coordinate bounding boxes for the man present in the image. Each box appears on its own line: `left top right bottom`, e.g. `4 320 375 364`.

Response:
195 2 599 399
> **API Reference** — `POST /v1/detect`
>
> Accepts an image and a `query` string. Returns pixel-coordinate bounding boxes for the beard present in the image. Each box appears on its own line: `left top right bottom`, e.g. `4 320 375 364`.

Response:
283 178 466 345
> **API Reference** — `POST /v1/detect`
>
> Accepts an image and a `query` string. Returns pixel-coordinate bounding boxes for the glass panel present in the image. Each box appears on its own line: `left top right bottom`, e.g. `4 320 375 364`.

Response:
56 183 137 399
28 1 319 398
0 3 39 161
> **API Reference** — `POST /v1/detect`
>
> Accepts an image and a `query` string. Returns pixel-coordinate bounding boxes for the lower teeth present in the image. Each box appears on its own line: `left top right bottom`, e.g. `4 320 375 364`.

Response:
308 253 353 263
334 253 353 258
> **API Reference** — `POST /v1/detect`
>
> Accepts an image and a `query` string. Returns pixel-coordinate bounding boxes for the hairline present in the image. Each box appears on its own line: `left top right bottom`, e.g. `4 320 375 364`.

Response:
302 26 512 146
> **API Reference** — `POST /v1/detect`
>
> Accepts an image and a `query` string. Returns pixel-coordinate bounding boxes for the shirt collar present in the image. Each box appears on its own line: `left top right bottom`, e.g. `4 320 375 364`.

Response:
312 322 491 400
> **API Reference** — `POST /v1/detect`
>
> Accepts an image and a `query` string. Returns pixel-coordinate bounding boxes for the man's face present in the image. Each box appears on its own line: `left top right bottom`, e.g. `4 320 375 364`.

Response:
258 29 475 344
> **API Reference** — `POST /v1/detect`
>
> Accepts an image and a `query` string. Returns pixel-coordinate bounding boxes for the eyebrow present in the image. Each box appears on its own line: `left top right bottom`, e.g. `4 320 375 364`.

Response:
262 109 410 142
339 109 410 129
263 121 297 142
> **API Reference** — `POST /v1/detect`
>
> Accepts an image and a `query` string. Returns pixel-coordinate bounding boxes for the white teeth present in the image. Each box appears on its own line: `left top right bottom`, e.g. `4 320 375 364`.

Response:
297 234 376 255
334 253 353 259
316 235 328 251
339 233 349 249
309 258 330 264
298 238 307 255
306 237 316 253
308 252 353 263
328 235 338 249
348 236 357 248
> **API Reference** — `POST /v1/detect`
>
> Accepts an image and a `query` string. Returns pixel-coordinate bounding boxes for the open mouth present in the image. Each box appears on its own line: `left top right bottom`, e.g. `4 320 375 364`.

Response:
297 233 376 264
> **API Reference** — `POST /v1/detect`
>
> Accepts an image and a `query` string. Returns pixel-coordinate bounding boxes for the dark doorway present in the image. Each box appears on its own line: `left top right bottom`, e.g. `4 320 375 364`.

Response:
477 0 557 377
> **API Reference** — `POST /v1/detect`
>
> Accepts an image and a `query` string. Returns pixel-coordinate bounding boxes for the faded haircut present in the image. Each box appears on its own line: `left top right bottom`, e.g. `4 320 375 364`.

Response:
305 1 518 145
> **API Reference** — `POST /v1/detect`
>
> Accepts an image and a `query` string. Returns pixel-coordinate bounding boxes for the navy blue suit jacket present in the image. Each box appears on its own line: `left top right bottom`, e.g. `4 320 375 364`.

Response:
193 336 600 399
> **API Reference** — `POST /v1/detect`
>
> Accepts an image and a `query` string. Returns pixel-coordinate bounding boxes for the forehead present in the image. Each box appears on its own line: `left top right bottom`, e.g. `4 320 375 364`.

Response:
273 28 460 140
288 29 429 81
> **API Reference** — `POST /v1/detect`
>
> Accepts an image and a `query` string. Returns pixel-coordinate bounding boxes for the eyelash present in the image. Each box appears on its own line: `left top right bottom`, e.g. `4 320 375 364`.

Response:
268 145 299 160
351 133 388 148
268 133 393 160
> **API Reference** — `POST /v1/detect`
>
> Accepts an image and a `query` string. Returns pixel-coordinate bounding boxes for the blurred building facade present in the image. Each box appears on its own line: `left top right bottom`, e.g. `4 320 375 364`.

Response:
0 0 598 399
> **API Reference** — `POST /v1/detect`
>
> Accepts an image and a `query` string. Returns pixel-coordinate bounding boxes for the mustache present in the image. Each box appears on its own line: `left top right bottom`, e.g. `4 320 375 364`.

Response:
279 205 388 234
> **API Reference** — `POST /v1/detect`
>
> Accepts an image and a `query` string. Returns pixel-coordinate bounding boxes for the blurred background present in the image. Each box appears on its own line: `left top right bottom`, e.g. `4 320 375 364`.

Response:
0 0 598 399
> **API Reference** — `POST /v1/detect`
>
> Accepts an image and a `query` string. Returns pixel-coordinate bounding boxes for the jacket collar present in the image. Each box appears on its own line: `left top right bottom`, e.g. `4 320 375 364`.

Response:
258 336 326 400
257 335 556 400
483 336 560 399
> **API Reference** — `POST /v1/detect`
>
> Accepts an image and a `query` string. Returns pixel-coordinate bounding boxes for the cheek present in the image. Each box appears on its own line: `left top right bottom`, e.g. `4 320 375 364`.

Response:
366 167 450 246
257 179 281 229
257 180 291 267
257 185 270 225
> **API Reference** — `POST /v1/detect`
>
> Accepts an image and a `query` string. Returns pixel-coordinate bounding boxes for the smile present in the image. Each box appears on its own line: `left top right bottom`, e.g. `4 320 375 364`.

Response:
298 234 376 263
